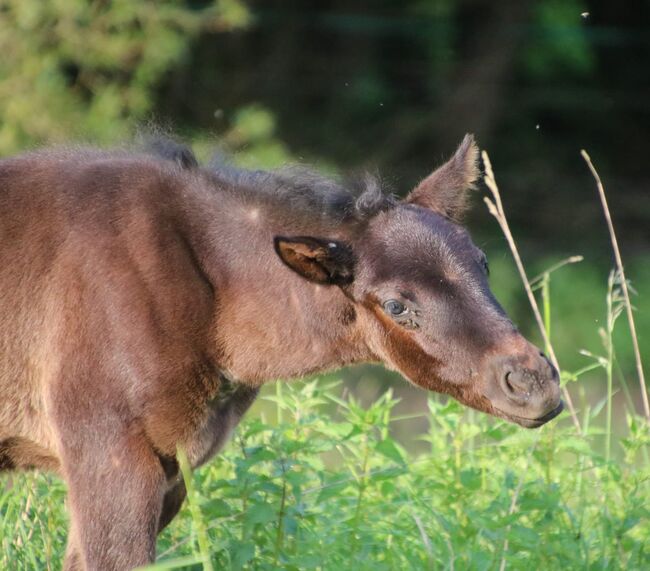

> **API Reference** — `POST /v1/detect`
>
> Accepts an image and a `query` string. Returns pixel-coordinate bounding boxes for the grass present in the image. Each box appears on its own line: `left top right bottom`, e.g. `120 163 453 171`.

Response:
3 381 649 570
1 153 650 570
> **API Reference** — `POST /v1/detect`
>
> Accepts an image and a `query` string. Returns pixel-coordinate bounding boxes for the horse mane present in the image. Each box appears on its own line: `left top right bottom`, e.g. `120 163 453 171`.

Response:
217 166 394 225
144 135 396 227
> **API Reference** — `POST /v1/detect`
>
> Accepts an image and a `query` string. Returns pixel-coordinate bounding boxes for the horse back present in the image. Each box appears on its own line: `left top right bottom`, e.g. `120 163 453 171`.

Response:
0 151 217 465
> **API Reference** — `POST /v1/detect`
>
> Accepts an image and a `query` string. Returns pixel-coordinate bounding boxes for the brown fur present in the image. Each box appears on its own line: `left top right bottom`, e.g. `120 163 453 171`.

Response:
407 134 480 221
0 136 561 569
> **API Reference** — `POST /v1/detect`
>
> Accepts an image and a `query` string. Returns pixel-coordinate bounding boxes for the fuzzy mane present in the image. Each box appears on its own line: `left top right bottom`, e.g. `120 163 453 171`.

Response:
144 136 396 227
217 165 395 225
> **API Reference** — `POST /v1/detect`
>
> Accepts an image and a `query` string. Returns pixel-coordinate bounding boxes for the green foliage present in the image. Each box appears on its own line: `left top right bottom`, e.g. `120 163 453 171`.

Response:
2 379 649 570
522 0 595 79
0 472 68 568
225 105 293 169
0 0 249 153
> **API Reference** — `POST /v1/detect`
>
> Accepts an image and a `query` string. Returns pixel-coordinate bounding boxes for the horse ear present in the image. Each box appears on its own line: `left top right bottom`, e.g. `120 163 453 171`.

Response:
274 236 355 286
406 134 480 221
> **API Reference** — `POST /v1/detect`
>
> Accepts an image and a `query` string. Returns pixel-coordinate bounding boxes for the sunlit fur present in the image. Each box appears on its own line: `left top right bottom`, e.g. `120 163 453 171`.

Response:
0 135 560 570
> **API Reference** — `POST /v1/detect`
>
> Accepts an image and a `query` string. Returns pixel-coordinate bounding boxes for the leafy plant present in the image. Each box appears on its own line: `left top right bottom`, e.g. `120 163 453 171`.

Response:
0 0 249 153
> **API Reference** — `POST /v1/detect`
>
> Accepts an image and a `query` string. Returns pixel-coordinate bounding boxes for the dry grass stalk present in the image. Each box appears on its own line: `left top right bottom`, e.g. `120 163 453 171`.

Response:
481 151 582 433
581 150 650 423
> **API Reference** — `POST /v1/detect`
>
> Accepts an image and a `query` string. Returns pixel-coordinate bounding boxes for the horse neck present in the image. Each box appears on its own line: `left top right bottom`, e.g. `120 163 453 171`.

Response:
179 180 375 383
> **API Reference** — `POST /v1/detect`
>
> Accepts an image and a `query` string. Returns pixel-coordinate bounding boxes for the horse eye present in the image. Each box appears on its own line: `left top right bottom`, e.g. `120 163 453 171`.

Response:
383 299 407 316
480 255 490 275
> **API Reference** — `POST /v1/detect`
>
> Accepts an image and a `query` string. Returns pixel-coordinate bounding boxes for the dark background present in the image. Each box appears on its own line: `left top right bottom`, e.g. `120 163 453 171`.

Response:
158 0 650 256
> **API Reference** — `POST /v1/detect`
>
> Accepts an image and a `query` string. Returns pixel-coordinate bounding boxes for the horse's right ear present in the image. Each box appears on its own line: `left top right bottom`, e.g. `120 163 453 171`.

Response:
274 236 355 286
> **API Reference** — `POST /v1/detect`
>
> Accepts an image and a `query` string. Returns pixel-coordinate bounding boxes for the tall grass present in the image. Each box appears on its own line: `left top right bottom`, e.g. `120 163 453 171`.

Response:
1 154 649 570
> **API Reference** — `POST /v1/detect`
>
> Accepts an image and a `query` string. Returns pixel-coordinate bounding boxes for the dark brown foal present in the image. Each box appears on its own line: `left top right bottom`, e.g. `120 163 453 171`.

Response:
0 135 561 569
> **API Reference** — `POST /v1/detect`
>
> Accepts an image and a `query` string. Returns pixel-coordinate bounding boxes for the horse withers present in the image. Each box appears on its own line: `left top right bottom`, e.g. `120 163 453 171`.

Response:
0 135 562 569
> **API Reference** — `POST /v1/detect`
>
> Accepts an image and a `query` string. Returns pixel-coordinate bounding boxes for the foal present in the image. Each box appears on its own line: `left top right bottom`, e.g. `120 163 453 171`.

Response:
0 135 562 569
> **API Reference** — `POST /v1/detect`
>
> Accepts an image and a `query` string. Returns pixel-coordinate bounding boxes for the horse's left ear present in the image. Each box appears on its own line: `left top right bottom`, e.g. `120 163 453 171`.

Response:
274 236 355 286
406 134 480 221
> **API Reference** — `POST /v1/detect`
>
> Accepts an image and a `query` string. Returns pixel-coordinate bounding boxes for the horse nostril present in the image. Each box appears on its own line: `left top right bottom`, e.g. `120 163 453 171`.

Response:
499 369 531 405
504 371 515 394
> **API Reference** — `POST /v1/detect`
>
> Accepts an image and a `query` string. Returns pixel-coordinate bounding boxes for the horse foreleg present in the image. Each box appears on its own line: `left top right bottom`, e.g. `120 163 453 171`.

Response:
57 424 166 571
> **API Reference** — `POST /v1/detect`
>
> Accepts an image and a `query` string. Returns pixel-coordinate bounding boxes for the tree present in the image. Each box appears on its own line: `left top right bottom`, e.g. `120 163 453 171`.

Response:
0 0 249 154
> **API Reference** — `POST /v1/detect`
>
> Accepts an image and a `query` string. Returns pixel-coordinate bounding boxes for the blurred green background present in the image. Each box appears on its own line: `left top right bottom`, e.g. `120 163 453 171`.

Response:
1 0 648 442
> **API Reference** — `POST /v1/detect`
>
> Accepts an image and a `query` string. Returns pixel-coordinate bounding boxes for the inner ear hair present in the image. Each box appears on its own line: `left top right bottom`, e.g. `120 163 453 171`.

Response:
406 133 480 221
274 236 355 286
